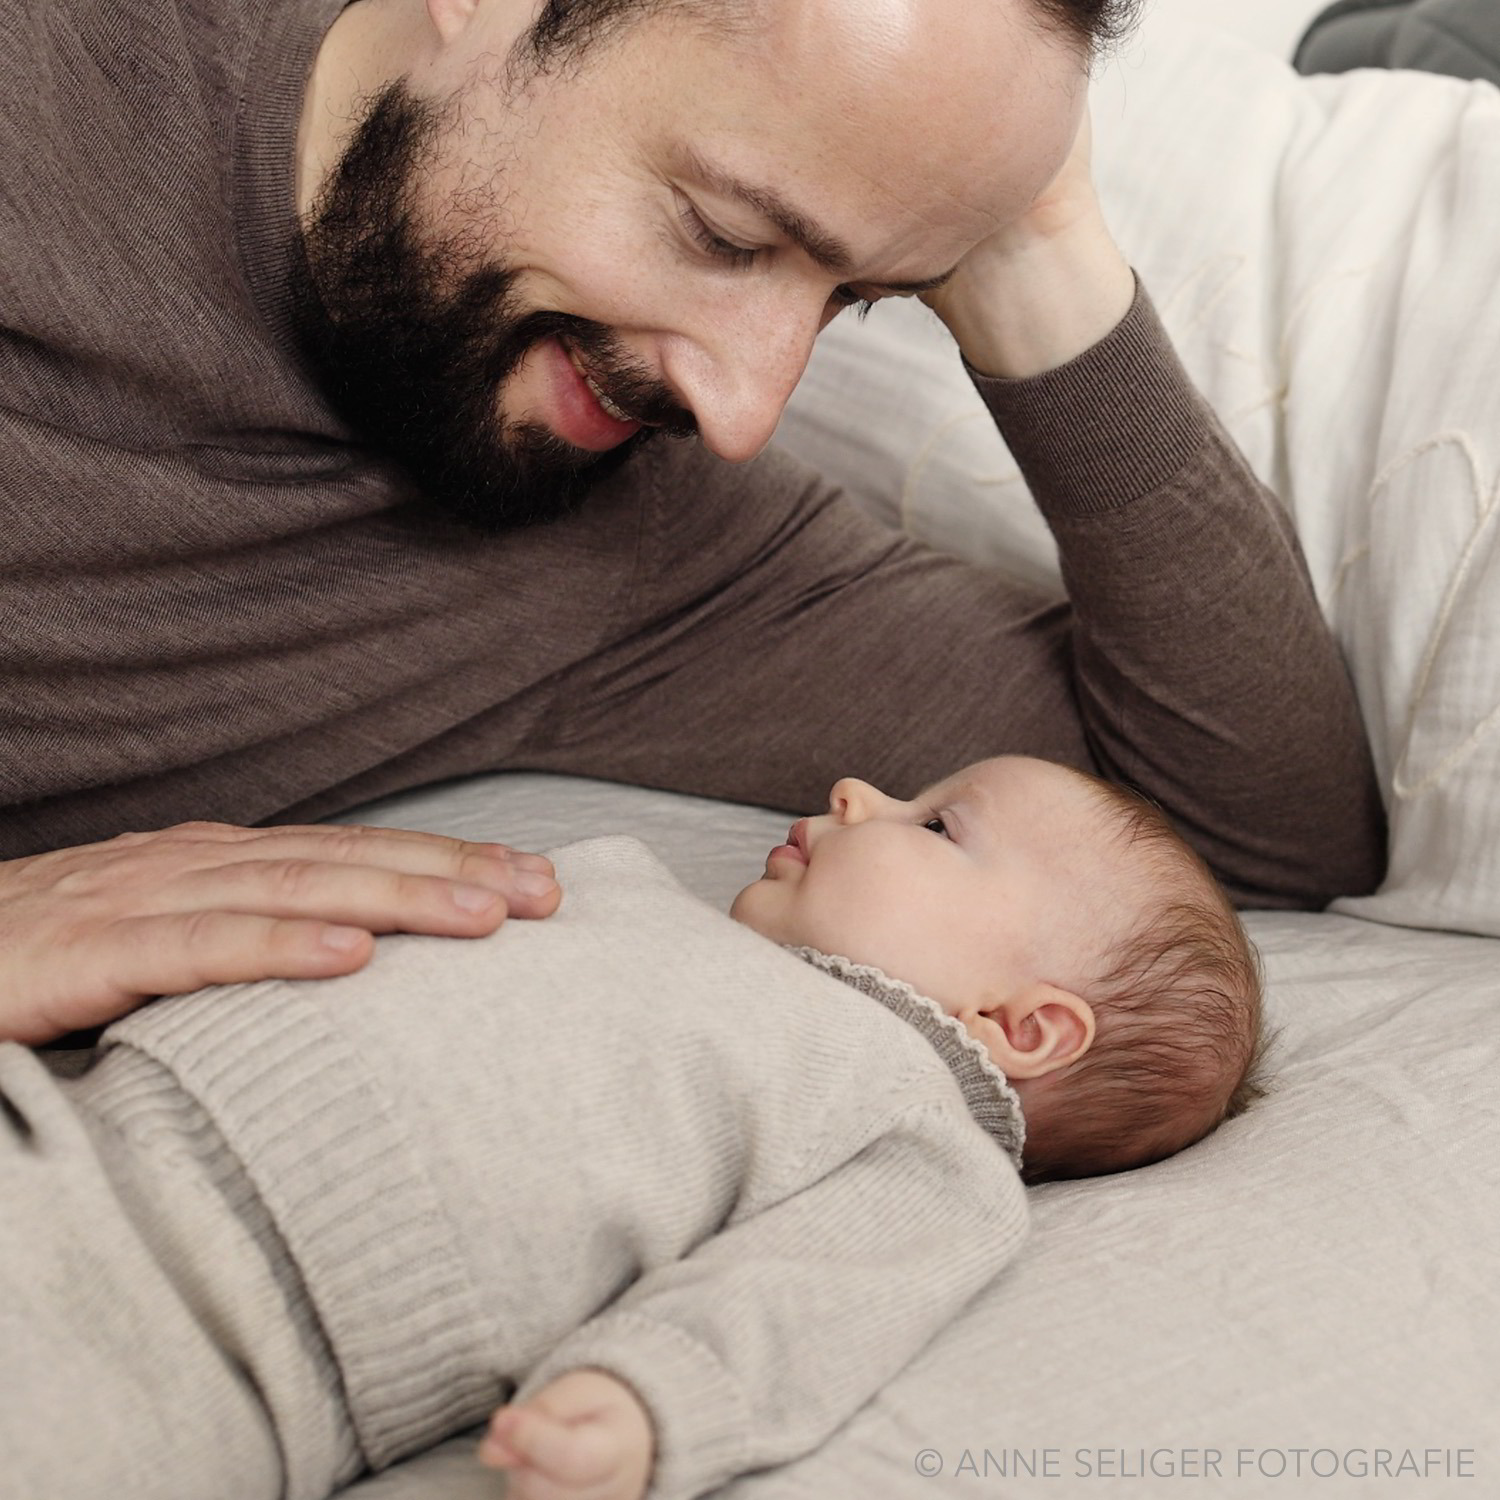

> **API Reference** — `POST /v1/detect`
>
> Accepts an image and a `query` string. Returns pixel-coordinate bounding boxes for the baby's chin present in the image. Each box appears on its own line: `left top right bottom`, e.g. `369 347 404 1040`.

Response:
727 877 788 943
727 881 760 929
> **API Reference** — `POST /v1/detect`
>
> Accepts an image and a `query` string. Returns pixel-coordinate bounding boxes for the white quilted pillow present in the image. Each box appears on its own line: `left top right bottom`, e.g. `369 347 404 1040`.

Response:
774 25 1500 938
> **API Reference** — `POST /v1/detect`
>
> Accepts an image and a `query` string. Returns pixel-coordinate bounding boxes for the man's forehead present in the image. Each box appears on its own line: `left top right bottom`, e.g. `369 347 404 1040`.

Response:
737 0 1086 253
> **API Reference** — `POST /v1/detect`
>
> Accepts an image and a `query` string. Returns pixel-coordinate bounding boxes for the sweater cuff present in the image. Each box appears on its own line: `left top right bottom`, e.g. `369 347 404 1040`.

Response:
968 276 1213 518
515 1309 750 1500
102 985 498 1471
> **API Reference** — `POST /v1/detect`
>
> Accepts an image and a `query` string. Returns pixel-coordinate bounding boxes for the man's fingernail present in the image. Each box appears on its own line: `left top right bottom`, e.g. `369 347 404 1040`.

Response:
453 884 501 913
514 871 558 897
322 925 367 952
505 851 553 875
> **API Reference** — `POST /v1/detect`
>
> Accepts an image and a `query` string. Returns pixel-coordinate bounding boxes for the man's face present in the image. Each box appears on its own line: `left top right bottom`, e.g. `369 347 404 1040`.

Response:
294 0 1087 532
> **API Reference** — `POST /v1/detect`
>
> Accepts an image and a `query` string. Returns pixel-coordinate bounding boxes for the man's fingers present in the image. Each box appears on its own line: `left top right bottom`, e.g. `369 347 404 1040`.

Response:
251 824 557 881
237 828 563 917
147 823 559 907
91 825 560 923
164 858 518 936
0 821 558 1044
60 912 375 1014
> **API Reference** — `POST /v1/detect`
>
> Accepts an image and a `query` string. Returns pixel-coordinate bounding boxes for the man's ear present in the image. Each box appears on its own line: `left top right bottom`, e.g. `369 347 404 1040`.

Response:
963 983 1095 1080
427 0 487 46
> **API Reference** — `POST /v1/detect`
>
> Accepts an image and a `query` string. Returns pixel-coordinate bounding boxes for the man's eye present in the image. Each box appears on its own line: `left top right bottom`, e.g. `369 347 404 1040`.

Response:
678 201 758 270
831 285 877 320
922 816 949 837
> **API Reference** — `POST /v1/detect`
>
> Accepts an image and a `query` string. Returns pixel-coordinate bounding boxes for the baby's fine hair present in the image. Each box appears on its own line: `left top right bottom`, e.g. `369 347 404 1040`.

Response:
1020 775 1268 1183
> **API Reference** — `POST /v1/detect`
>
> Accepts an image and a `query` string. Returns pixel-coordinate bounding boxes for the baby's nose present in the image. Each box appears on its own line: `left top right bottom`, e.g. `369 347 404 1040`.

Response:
828 777 884 824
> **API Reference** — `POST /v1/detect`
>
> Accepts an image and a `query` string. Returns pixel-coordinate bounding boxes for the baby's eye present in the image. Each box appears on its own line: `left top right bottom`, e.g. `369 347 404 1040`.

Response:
922 816 949 838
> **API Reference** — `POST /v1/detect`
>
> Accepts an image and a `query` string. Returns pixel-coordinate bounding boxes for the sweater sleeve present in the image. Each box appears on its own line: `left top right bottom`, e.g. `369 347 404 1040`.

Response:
967 280 1387 903
517 283 1385 909
511 1090 1028 1500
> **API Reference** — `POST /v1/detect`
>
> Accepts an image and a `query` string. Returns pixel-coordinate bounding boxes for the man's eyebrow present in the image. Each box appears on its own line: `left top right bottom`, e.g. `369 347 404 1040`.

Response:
678 148 957 294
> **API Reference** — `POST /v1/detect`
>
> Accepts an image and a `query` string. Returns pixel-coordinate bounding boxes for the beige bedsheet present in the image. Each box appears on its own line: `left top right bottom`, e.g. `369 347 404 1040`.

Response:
336 6 1499 1492
330 769 1498 1500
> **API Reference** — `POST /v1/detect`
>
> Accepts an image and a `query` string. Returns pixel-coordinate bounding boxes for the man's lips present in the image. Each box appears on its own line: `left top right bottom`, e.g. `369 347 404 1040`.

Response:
544 336 643 452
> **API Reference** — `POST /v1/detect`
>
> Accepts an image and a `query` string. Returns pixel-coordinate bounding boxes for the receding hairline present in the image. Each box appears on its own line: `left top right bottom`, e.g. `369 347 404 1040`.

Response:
513 0 1132 82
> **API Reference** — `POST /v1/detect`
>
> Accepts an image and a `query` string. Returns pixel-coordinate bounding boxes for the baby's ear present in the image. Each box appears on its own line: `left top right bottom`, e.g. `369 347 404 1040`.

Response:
973 983 1095 1080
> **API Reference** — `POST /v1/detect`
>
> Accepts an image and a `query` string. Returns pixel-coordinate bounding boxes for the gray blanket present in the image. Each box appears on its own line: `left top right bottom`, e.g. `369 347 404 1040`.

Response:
1295 0 1500 84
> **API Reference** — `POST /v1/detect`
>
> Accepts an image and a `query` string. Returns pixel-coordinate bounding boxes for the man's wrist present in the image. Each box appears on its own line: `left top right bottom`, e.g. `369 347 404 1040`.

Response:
934 219 1136 380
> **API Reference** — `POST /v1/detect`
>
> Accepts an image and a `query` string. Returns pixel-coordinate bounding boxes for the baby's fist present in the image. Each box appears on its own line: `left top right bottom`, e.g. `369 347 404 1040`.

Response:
478 1368 654 1500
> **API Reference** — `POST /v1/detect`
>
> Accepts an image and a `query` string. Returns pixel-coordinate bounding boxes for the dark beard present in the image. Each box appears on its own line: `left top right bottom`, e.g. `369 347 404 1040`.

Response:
288 81 694 535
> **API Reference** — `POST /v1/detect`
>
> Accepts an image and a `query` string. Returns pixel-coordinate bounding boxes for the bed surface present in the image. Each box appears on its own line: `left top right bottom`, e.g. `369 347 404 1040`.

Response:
332 3 1498 1494
333 773 1497 1499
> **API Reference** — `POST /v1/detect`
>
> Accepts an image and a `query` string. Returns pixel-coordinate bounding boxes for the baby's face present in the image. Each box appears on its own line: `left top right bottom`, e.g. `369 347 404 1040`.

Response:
731 756 1140 1022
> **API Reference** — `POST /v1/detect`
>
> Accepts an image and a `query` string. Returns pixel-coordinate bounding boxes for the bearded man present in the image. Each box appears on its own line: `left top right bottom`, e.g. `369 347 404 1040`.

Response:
0 0 1383 1043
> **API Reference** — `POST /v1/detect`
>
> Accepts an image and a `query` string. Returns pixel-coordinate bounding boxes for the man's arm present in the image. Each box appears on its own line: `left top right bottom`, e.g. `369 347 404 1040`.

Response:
512 128 1384 909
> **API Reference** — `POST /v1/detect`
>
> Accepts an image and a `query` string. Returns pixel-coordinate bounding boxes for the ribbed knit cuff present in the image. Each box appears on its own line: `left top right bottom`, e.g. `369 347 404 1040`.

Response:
514 1309 750 1500
104 985 498 1470
969 278 1213 517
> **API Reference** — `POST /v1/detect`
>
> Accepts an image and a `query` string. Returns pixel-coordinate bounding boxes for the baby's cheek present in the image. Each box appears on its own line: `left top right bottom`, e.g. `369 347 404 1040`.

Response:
797 888 897 967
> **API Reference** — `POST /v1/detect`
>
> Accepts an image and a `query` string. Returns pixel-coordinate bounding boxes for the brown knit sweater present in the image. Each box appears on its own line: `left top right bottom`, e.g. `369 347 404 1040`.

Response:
0 0 1384 906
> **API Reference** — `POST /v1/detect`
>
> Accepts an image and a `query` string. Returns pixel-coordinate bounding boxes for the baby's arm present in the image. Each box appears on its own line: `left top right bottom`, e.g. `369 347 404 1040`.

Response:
497 1080 1028 1499
479 1368 653 1500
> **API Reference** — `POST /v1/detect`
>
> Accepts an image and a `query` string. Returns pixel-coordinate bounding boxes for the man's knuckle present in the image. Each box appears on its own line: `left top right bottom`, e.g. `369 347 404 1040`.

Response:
177 819 243 838
105 828 156 849
457 851 508 885
267 859 323 902
50 865 106 901
179 908 227 950
320 826 375 863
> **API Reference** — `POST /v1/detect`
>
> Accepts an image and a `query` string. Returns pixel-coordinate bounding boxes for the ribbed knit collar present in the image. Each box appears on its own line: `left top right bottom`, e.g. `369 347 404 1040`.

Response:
230 0 350 353
788 948 1026 1168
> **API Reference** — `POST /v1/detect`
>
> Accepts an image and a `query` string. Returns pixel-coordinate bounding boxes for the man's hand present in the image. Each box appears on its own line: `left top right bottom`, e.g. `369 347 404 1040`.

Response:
0 821 560 1045
478 1369 654 1500
922 106 1137 379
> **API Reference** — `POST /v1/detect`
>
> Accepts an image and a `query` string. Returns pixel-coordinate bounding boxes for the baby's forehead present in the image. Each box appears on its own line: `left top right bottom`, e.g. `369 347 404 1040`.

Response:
949 755 1125 831
960 758 1174 896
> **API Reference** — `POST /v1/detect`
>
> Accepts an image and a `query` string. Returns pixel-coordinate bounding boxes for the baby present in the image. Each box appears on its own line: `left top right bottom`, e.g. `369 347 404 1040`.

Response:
734 753 1267 1182
483 753 1265 1498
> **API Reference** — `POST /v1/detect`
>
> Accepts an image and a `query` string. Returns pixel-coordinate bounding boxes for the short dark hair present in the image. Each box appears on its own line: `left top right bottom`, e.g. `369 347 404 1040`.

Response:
515 0 1141 76
515 0 752 77
1031 0 1144 48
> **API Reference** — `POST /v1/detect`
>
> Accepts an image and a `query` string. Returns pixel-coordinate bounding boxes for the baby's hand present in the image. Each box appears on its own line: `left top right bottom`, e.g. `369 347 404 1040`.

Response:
478 1368 654 1500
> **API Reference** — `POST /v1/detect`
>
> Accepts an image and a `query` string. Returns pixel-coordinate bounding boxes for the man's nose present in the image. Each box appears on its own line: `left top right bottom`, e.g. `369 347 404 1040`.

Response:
660 308 822 464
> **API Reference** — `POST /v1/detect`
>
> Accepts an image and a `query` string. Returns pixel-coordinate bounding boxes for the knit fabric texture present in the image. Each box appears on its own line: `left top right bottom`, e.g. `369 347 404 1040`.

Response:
789 947 1026 1166
52 837 1029 1500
